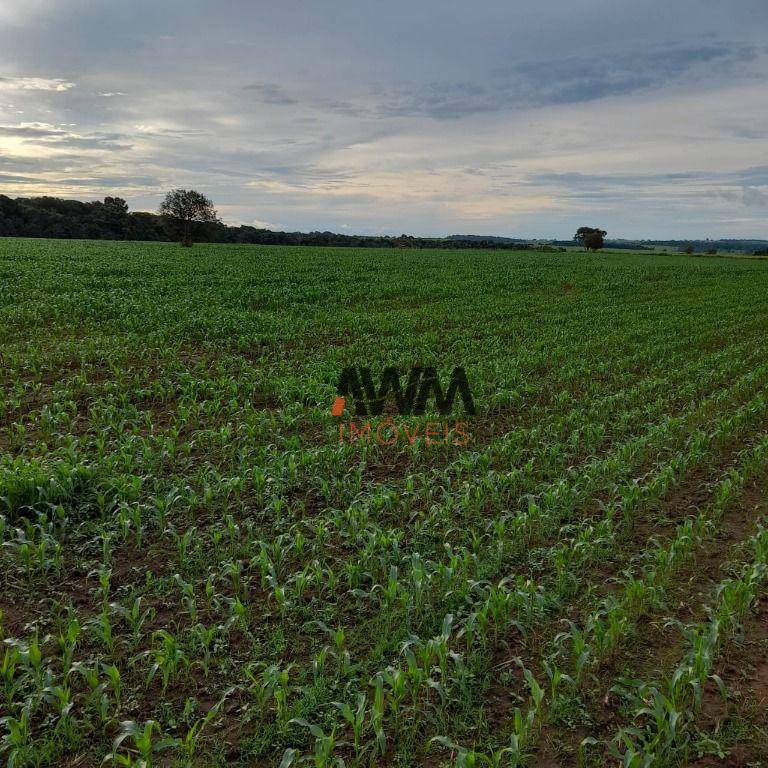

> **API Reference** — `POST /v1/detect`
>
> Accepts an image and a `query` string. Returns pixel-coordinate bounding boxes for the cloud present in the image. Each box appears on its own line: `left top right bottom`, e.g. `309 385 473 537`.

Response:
0 122 63 137
312 97 368 118
242 83 370 117
242 83 298 105
0 151 95 172
735 166 768 186
373 44 762 119
0 77 75 92
742 186 768 208
56 174 160 187
0 0 58 26
528 171 708 187
0 172 38 183
0 123 132 150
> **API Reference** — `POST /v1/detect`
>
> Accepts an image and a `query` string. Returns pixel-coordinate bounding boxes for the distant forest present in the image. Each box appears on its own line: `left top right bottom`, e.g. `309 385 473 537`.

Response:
1 194 766 253
0 195 542 250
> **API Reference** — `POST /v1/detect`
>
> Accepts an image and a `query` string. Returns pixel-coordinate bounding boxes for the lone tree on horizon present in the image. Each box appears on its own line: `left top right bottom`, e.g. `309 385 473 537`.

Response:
159 189 219 246
574 226 607 251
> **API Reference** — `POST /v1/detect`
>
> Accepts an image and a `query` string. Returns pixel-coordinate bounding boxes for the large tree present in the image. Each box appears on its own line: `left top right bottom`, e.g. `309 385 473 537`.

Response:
574 226 607 251
158 189 219 246
98 196 129 239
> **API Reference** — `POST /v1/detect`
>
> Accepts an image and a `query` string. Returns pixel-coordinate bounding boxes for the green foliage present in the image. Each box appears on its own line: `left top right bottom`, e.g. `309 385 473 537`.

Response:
2 239 768 766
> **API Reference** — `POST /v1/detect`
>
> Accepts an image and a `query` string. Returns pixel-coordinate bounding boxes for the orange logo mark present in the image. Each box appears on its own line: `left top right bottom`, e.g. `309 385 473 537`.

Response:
331 396 346 417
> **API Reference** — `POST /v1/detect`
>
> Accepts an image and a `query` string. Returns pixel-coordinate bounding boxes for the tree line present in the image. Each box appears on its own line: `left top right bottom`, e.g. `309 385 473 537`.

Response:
2 191 767 254
0 193 562 250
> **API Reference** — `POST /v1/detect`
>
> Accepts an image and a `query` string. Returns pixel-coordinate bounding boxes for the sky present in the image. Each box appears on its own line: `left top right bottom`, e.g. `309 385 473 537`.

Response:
1 0 767 239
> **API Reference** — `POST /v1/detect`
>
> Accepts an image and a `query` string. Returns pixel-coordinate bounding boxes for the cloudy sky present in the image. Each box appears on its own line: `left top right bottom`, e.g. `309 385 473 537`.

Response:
1 0 767 239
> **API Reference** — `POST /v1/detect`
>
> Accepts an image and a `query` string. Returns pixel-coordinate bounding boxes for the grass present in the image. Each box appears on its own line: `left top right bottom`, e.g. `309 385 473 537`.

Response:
2 238 768 766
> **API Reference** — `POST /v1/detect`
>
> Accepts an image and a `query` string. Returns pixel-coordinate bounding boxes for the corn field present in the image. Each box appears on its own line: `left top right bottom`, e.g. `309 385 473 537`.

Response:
1 238 768 767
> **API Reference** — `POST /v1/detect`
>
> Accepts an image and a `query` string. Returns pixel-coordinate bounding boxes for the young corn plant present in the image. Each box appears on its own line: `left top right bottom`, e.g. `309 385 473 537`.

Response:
289 718 346 768
107 719 177 767
332 694 367 759
144 629 190 694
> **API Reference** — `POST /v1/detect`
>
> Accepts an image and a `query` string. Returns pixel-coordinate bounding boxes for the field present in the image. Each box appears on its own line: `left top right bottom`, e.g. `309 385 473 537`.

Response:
2 238 768 768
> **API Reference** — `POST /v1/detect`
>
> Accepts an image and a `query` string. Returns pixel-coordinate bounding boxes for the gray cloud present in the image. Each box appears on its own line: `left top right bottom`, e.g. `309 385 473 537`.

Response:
0 172 39 183
0 172 159 189
242 82 298 105
528 171 709 187
742 186 768 208
374 44 762 119
0 123 132 150
0 123 63 138
735 166 768 186
58 174 160 187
